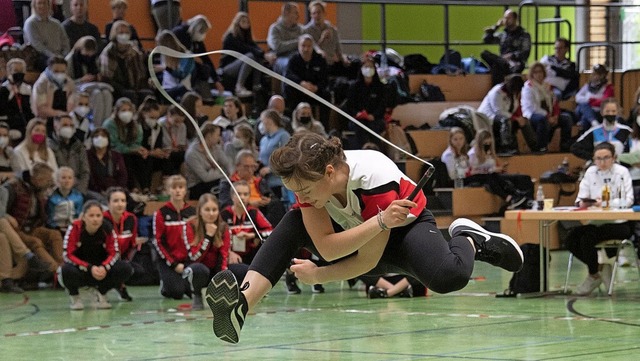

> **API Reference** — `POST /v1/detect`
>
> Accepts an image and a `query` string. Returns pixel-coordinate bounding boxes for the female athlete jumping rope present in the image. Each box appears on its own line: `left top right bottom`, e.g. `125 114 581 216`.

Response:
206 132 524 344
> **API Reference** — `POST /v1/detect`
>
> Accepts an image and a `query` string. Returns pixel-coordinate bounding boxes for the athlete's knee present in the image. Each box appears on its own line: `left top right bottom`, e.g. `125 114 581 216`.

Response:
428 268 470 294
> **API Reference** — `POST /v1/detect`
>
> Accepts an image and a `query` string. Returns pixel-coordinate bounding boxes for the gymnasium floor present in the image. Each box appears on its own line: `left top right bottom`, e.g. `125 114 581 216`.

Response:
2 250 639 361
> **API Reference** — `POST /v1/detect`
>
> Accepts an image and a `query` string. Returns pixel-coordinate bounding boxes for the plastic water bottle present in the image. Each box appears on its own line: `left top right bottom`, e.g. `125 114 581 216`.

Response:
454 157 467 189
561 156 570 174
536 185 545 211
469 56 476 74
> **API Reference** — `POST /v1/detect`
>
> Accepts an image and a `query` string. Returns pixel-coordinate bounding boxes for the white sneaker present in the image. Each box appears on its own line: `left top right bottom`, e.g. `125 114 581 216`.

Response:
234 86 253 98
600 264 613 292
95 291 112 309
617 254 631 267
69 295 84 310
575 274 602 296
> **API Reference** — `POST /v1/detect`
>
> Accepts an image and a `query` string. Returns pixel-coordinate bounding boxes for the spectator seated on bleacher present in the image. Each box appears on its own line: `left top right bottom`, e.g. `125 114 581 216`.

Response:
173 15 227 102
136 96 169 193
267 2 303 75
574 64 615 133
521 62 573 152
87 127 128 197
481 9 531 86
220 12 265 98
105 0 141 52
539 37 579 100
66 36 113 127
11 118 58 174
69 91 95 147
48 114 89 194
223 123 257 172
184 123 232 201
466 130 533 211
62 0 101 53
155 30 194 102
46 166 83 233
159 105 189 178
571 97 631 161
32 55 75 134
343 55 394 150
212 96 251 146
100 20 153 105
477 75 539 154
0 58 34 145
291 101 327 137
23 0 71 70
0 121 13 173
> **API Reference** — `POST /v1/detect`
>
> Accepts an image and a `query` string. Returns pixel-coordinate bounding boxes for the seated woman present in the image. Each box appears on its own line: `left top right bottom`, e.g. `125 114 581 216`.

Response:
575 64 615 132
220 12 265 97
291 102 327 136
185 123 232 200
0 58 35 145
343 55 393 149
136 96 170 193
23 0 70 70
466 130 533 211
212 96 251 146
566 142 633 296
155 30 195 102
59 200 133 310
223 123 257 167
159 105 189 177
31 56 75 133
11 118 58 174
441 127 470 186
104 0 141 51
100 20 152 105
521 62 573 152
477 75 538 154
180 91 207 140
65 36 114 127
87 128 128 197
103 97 147 190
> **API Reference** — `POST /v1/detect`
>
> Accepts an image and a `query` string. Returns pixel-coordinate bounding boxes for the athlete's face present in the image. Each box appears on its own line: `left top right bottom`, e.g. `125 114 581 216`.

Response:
283 165 334 208
170 184 187 202
200 200 219 224
108 191 127 217
83 205 104 233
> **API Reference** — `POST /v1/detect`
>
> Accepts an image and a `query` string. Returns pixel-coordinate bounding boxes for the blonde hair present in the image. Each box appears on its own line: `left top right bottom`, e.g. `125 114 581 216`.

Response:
21 118 49 163
166 175 187 190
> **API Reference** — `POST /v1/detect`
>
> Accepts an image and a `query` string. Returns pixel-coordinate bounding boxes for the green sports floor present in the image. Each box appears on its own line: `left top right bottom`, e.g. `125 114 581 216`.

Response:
2 251 639 361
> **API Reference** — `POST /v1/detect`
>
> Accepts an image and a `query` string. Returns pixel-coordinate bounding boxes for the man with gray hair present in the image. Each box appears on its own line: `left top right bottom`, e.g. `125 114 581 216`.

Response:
267 2 303 75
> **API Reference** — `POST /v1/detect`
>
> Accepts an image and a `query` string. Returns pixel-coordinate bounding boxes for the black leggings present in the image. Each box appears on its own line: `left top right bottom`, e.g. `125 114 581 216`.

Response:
157 261 209 299
565 223 632 275
249 209 476 294
59 261 133 296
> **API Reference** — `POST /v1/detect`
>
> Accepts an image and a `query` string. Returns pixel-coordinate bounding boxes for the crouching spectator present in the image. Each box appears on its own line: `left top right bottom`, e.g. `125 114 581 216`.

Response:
58 200 133 310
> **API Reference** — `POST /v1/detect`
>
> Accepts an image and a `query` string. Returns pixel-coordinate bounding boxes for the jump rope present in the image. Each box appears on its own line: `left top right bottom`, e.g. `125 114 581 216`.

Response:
148 47 435 243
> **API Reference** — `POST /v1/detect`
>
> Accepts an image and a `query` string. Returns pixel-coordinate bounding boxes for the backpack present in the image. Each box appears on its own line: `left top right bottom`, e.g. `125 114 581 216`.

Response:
419 80 445 102
438 106 476 143
387 73 414 105
419 157 453 195
384 121 417 162
404 53 433 75
432 49 463 74
461 57 490 74
500 243 548 296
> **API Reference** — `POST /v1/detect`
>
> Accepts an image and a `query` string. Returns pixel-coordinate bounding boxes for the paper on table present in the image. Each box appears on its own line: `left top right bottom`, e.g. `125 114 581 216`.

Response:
618 151 640 165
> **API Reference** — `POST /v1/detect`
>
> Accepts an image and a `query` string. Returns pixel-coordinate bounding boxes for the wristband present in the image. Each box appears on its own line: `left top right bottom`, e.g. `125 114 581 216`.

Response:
377 206 389 231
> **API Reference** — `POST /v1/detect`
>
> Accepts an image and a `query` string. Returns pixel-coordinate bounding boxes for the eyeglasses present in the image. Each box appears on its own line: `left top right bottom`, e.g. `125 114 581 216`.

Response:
594 156 613 162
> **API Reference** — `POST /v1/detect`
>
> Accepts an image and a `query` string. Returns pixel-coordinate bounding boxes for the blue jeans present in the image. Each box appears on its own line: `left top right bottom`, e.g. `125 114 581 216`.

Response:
575 103 599 131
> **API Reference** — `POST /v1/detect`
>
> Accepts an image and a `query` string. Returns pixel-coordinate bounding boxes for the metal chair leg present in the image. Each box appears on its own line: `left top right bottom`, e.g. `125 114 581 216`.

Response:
564 253 573 294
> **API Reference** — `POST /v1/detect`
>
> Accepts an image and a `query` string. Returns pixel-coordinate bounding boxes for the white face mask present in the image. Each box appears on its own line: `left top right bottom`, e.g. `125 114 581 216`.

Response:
118 111 133 124
0 135 9 148
58 126 75 139
116 33 131 45
361 66 376 78
231 137 244 148
145 117 158 128
258 121 266 135
636 115 640 128
92 135 109 148
74 105 90 118
53 72 67 84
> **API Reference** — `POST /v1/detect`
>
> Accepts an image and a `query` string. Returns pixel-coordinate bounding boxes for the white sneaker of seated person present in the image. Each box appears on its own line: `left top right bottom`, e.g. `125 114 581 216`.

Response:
575 273 602 296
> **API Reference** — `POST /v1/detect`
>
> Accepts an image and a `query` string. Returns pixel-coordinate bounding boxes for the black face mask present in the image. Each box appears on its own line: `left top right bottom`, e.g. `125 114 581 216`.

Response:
483 144 492 153
11 72 25 84
603 115 617 124
299 116 312 124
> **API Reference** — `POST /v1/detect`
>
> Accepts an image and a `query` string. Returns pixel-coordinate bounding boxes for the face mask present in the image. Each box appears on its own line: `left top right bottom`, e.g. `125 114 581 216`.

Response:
10 72 25 84
31 133 46 145
74 105 90 118
603 115 617 124
0 136 9 148
58 126 75 139
258 121 266 135
116 33 130 44
299 116 312 124
483 144 491 153
53 72 66 84
361 66 375 78
92 135 109 148
145 117 158 128
231 137 244 148
118 111 133 124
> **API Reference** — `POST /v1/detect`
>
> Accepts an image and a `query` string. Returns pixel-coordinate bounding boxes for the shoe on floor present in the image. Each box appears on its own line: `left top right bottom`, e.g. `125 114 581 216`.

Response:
69 295 84 310
449 218 524 272
285 272 301 294
1 278 24 293
368 286 388 299
600 264 613 293
192 293 204 310
575 274 602 296
206 270 249 344
95 291 112 309
312 284 325 293
397 284 413 298
117 286 133 302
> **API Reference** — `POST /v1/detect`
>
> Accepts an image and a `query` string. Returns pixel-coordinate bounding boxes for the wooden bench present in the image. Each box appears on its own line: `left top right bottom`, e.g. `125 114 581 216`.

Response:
408 74 493 102
392 101 481 129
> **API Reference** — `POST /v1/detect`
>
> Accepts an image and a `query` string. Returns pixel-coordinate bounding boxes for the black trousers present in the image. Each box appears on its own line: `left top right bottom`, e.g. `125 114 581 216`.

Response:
565 223 633 275
157 261 209 299
59 261 133 296
249 209 475 294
